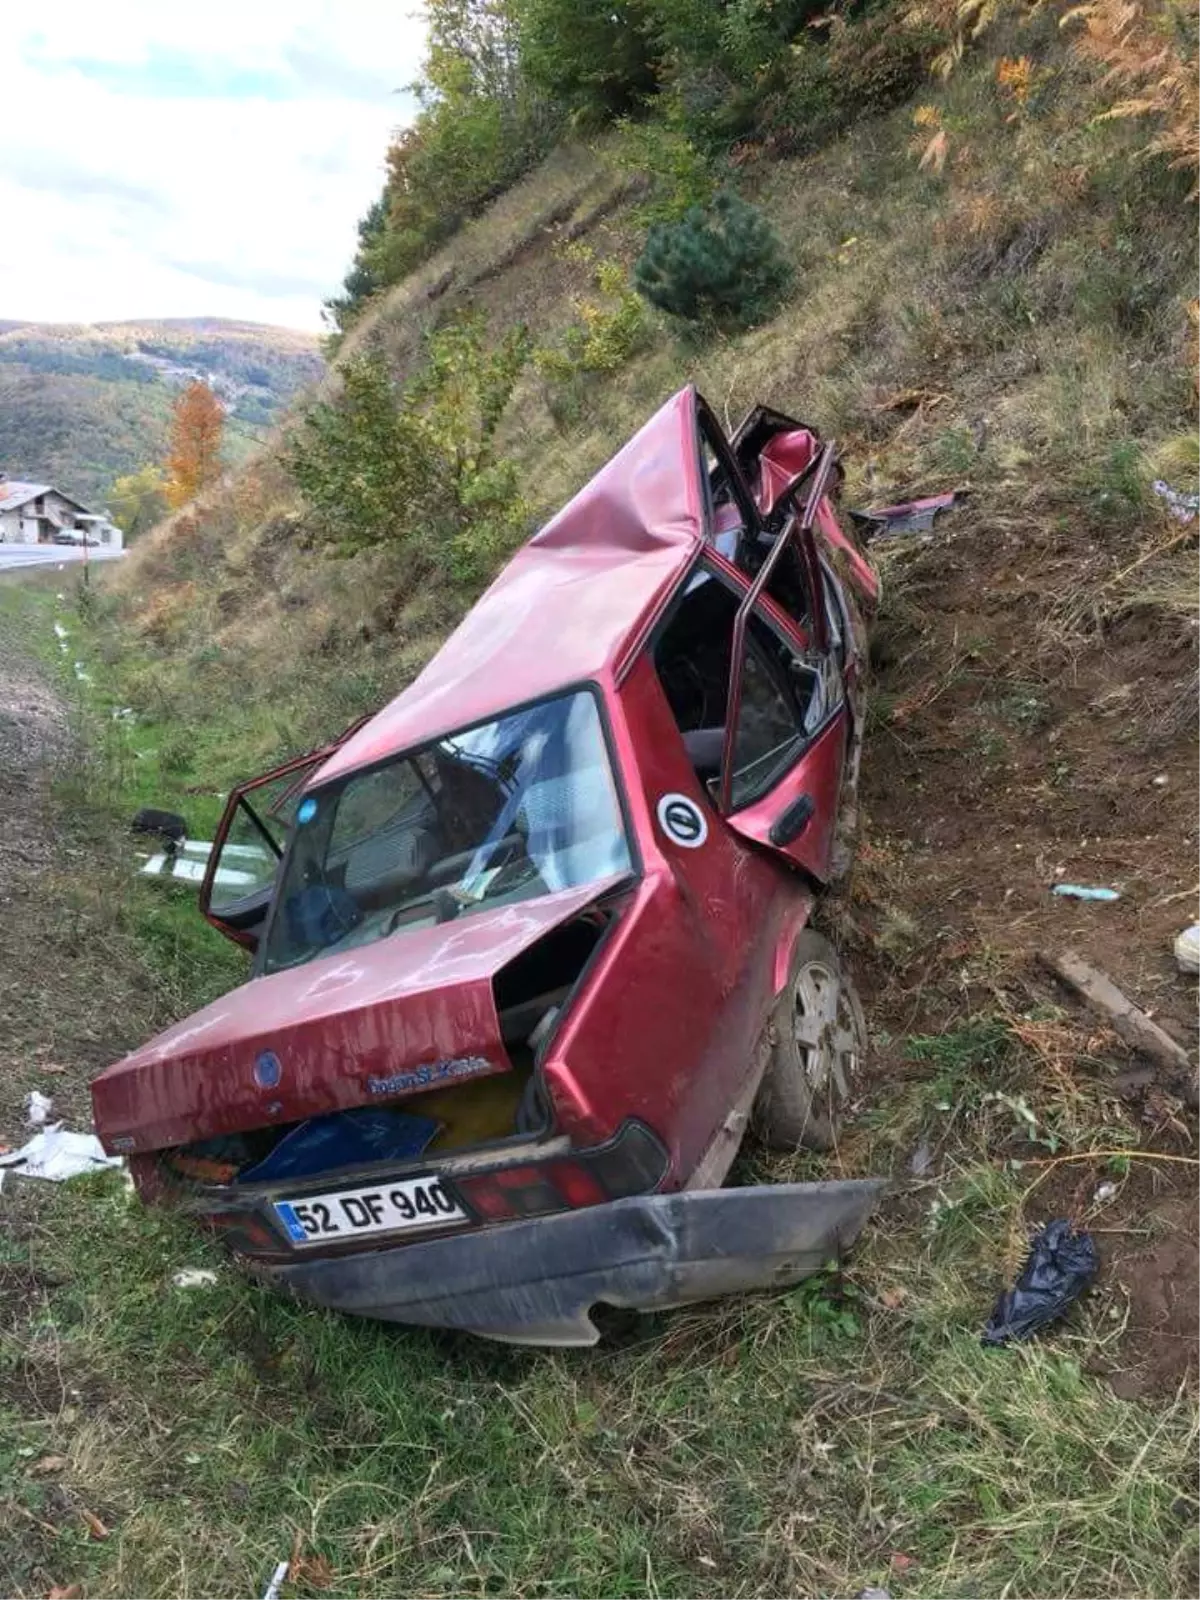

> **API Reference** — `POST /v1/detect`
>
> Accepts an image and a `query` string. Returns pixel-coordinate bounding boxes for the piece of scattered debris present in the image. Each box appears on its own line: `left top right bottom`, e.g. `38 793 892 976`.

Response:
130 807 188 852
982 1218 1098 1346
850 490 962 540
26 1090 54 1126
72 662 91 683
139 838 267 890
171 1268 219 1288
1093 1181 1118 1205
1152 478 1200 524
1174 923 1200 974
909 1139 933 1176
1052 883 1120 902
0 1126 125 1182
1038 949 1191 1075
262 1560 290 1600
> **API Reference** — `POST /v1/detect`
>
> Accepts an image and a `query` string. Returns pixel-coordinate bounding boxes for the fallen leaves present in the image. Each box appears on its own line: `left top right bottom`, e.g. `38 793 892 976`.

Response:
291 1553 335 1590
29 1455 69 1476
918 130 950 175
81 1509 110 1541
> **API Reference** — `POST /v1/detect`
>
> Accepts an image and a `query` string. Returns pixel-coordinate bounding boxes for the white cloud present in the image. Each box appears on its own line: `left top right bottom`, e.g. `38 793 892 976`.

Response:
2 2 428 331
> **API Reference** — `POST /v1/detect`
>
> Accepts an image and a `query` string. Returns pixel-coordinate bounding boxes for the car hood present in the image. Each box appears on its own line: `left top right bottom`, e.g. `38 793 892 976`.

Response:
92 878 623 1155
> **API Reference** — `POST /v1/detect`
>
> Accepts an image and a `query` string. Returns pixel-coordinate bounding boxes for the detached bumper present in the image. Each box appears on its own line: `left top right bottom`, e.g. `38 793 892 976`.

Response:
257 1179 885 1345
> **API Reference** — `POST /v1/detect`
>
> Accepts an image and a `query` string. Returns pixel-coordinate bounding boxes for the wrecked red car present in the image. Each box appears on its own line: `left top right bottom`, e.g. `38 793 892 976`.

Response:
92 386 884 1345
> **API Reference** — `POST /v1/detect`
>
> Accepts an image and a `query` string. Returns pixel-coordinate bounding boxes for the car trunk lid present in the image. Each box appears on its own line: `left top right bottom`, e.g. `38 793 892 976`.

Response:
92 878 622 1156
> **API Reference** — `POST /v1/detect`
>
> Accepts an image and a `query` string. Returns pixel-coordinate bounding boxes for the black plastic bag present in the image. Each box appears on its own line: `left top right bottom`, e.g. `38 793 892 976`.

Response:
982 1218 1098 1346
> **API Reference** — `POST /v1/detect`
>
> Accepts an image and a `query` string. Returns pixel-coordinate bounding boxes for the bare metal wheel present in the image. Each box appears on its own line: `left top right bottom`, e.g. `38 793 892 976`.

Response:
754 930 866 1152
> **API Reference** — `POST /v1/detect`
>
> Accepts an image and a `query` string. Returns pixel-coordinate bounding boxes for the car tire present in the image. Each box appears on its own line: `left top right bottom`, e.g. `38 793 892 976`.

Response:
754 930 866 1152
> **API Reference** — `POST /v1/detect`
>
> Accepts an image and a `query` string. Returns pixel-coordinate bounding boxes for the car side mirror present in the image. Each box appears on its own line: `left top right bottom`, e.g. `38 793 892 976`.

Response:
769 793 815 848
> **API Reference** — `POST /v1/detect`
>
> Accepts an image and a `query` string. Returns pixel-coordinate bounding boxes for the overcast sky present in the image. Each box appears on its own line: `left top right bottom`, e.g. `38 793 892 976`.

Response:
3 3 428 333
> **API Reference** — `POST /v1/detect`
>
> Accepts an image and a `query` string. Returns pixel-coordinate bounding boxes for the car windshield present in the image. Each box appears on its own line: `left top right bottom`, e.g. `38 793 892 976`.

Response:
260 690 632 974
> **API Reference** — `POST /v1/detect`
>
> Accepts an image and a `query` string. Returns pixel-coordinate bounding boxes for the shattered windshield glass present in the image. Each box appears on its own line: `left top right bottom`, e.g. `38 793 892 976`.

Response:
260 691 632 973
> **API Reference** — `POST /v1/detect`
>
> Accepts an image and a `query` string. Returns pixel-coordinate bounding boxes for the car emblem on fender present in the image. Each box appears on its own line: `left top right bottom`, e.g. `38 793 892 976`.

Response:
253 1050 282 1089
656 792 708 848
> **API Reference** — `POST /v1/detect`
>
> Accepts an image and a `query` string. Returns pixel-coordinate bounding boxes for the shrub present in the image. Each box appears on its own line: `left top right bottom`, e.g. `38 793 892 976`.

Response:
518 0 661 125
324 2 559 332
634 190 793 329
753 8 946 158
612 118 716 223
1063 0 1199 192
534 254 653 424
285 315 531 583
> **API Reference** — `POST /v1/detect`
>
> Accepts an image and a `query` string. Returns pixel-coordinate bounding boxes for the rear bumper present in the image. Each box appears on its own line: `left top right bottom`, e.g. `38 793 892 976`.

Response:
254 1178 885 1345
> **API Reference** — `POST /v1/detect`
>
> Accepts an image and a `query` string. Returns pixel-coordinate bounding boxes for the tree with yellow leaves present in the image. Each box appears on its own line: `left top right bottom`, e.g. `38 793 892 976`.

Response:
165 380 225 508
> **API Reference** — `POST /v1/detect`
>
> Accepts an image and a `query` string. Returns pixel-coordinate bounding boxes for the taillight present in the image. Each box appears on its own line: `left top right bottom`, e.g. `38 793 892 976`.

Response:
545 1161 607 1208
202 1209 282 1253
457 1120 667 1224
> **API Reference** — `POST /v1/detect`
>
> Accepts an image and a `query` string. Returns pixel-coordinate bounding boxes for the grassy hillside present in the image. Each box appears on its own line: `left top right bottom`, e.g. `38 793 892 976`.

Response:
1 5 1196 1597
0 318 324 505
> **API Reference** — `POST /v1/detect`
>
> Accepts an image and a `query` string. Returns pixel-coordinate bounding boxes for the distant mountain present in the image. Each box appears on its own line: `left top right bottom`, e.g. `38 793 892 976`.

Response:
0 318 325 507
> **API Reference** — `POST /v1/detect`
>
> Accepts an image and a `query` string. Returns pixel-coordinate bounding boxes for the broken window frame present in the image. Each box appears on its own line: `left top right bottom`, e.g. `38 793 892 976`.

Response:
717 443 837 816
200 717 370 949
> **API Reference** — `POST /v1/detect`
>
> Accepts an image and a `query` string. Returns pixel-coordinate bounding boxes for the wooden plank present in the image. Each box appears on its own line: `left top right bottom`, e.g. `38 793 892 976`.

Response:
1038 948 1194 1089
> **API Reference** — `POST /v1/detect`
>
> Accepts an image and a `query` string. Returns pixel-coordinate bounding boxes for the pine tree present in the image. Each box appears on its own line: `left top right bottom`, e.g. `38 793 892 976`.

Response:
165 381 226 509
634 190 793 330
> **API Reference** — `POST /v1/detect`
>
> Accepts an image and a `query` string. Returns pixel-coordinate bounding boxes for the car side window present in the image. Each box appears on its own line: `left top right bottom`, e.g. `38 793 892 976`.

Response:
653 565 836 806
730 614 830 809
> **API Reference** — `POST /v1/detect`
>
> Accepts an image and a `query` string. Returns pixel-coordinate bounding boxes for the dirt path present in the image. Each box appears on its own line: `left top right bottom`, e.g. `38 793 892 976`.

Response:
0 605 161 1140
0 611 73 1132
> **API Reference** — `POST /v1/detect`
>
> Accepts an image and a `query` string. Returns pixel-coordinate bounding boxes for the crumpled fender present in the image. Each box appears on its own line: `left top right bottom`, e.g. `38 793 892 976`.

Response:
257 1178 885 1346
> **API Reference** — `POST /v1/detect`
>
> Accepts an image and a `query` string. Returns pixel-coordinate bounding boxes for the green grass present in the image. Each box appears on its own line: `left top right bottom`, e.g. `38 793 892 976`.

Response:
1 579 1196 1597
2 1162 1195 1600
2 23 1197 1593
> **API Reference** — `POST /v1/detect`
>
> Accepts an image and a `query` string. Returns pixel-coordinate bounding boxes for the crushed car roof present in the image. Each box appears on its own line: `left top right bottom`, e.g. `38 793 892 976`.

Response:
315 386 706 785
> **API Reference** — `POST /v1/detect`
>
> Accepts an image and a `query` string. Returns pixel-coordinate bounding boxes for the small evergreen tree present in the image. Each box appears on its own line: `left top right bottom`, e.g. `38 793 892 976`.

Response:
634 190 793 330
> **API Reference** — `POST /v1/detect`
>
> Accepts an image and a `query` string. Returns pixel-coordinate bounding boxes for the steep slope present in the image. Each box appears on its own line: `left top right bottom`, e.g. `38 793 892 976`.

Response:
2 13 1196 1597
0 317 324 504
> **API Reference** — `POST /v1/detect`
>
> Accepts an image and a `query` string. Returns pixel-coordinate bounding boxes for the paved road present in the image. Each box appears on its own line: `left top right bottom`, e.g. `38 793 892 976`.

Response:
0 542 124 573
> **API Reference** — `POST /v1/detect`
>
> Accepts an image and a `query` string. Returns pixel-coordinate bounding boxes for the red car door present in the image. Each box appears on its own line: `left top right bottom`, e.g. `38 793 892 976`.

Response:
200 720 368 950
716 446 851 882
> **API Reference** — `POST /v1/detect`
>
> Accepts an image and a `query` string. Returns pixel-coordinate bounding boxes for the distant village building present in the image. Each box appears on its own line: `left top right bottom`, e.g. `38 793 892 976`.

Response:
0 477 123 550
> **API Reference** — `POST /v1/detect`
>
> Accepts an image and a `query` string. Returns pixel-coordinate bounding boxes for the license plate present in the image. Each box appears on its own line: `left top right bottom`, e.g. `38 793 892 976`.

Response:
273 1175 466 1247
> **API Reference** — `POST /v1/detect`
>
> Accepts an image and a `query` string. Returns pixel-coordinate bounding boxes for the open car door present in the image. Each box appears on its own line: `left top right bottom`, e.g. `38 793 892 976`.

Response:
199 721 367 951
715 444 850 882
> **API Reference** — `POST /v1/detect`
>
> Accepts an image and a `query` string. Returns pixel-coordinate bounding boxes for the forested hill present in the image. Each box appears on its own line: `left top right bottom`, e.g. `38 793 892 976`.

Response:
0 317 323 506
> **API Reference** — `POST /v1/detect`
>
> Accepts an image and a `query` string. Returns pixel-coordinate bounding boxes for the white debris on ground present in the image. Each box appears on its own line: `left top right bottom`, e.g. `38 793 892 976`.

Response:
25 1090 54 1126
172 1268 219 1289
1175 923 1200 974
0 1125 125 1182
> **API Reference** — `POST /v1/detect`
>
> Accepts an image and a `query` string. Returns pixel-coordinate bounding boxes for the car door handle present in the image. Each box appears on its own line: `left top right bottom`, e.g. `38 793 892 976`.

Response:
769 793 815 847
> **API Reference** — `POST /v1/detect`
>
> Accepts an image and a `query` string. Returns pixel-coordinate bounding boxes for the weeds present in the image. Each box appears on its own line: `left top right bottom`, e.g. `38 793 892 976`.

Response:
286 314 531 581
1063 0 1200 188
534 252 653 426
